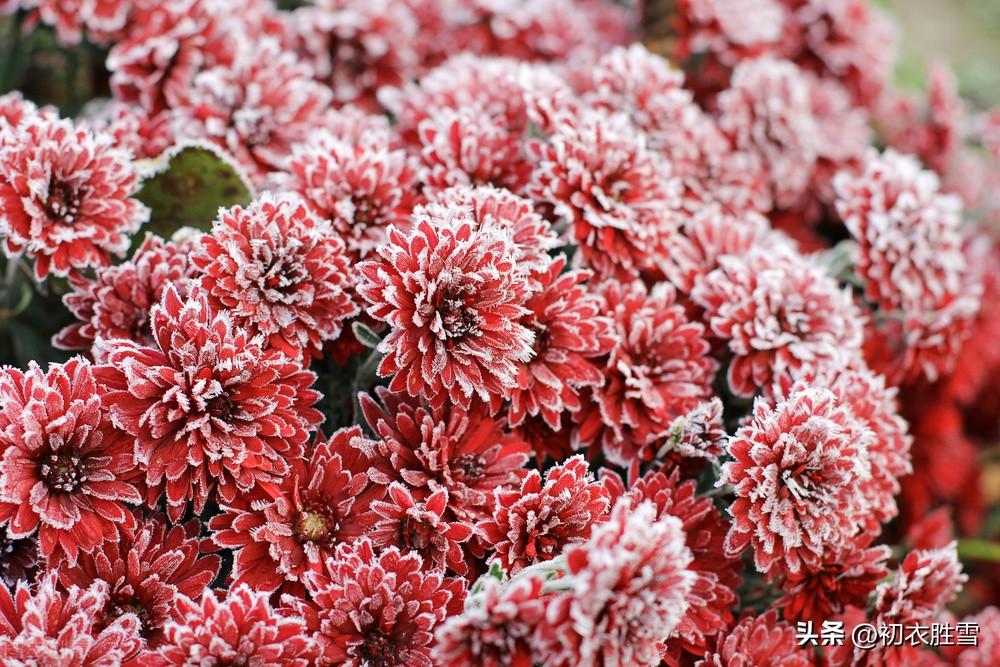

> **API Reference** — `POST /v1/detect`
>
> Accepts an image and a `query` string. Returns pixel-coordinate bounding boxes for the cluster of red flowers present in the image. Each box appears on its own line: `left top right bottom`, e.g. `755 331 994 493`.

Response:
1 0 999 665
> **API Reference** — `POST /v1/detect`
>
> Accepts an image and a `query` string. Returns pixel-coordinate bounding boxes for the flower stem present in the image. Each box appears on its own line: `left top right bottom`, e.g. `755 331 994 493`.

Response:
956 539 1000 562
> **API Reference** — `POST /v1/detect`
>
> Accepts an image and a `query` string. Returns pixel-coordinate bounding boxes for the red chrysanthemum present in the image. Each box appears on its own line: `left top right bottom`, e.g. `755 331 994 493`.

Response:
528 108 685 281
357 202 534 410
627 471 742 663
295 538 466 666
417 107 532 196
54 233 198 360
508 256 615 430
715 57 819 212
0 117 148 280
142 584 315 666
478 454 611 574
433 576 547 667
834 148 980 382
720 385 875 576
370 483 475 575
538 500 694 667
940 606 1000 667
0 358 141 565
691 243 863 397
59 513 220 646
675 0 787 74
283 130 419 261
359 387 530 523
95 285 322 521
650 398 730 469
575 280 718 465
0 90 56 133
695 610 812 667
173 38 333 184
0 572 142 665
210 426 381 594
78 100 175 161
0 528 38 588
192 195 358 361
872 543 966 626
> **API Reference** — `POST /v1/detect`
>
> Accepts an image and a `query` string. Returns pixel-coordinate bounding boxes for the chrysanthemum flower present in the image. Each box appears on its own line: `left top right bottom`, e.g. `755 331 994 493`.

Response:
54 233 198 359
359 387 530 523
78 100 175 160
143 584 315 666
627 471 742 662
873 543 966 626
720 385 875 576
173 38 333 184
294 538 466 666
59 513 220 646
370 483 475 575
0 91 56 132
0 117 148 280
675 0 787 74
575 280 717 465
0 358 141 565
715 57 819 212
95 285 322 521
417 107 532 195
0 529 37 588
528 108 685 281
478 454 610 573
696 610 812 667
940 606 1000 666
283 131 418 261
538 501 694 667
692 243 863 397
192 195 358 361
433 576 546 667
210 426 381 594
508 256 615 429
357 202 534 410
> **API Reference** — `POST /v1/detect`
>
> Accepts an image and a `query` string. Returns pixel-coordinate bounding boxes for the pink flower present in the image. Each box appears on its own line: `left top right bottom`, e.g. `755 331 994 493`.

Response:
478 455 611 573
359 387 530 523
54 233 199 359
0 117 148 280
720 385 875 576
538 500 694 667
696 610 812 667
576 280 717 465
0 358 141 565
357 202 534 410
691 243 863 397
193 195 358 361
210 426 382 594
0 572 142 665
95 285 322 521
370 483 475 575
283 130 419 261
528 108 685 281
143 584 315 666
294 538 466 666
77 100 174 160
59 513 221 646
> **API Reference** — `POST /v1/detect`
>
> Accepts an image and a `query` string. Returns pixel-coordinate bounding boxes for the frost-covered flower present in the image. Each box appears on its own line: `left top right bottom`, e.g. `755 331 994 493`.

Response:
357 202 534 410
31 0 129 45
193 195 358 361
0 117 148 280
433 576 546 667
370 483 474 575
59 513 221 646
143 584 315 666
627 471 742 662
173 38 333 184
696 610 812 667
479 455 610 573
538 501 694 667
359 387 530 523
872 543 966 626
283 131 418 261
528 108 685 281
0 358 141 565
675 0 787 72
508 256 615 429
211 426 381 594
77 100 175 161
54 234 198 359
295 538 466 666
95 285 322 521
720 385 876 576
692 243 863 397
576 280 717 465
941 607 1000 667
0 90 56 133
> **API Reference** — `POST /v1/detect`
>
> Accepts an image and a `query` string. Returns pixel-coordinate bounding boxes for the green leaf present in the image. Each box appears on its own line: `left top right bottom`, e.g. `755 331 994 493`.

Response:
351 321 383 350
134 143 253 242
957 539 1000 562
